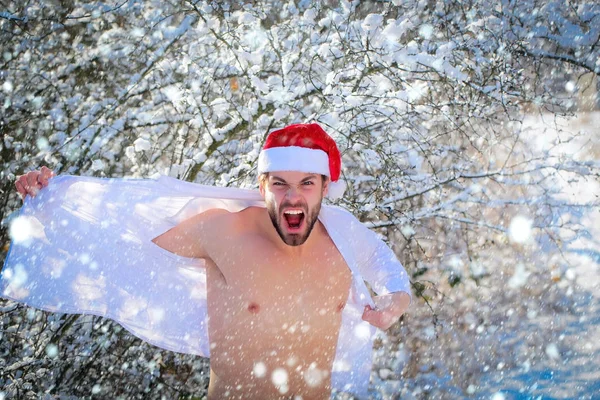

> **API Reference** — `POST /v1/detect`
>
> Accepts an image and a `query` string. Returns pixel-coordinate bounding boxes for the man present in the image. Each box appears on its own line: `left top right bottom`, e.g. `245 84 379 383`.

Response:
7 123 411 399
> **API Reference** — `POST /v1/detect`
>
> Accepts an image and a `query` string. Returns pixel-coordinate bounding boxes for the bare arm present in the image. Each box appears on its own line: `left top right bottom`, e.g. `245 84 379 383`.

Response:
151 208 230 259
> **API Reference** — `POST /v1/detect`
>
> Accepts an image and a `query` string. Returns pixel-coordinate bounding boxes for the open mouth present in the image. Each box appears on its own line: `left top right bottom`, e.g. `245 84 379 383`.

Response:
283 209 305 230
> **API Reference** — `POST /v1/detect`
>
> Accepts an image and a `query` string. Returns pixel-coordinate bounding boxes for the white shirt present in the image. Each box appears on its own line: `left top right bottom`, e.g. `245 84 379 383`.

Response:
1 175 411 399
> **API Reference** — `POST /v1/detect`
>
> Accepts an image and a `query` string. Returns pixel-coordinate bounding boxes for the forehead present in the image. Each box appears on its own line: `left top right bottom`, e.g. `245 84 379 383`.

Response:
268 171 319 181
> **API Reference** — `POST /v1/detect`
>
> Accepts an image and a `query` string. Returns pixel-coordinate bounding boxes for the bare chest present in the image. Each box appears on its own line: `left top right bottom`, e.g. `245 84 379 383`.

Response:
204 232 353 390
210 237 352 322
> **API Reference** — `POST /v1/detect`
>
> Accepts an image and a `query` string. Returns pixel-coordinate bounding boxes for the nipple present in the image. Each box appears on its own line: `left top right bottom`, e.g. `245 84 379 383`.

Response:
247 302 260 314
336 302 346 312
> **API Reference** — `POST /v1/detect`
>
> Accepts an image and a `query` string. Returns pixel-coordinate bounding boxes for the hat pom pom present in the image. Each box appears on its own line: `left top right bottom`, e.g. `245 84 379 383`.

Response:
327 179 346 200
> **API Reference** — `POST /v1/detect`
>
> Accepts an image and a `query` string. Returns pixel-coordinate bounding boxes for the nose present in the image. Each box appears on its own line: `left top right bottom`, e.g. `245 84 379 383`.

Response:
285 185 301 200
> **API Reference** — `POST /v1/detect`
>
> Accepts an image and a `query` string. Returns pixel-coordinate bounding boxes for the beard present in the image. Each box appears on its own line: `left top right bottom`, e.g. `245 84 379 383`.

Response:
267 198 322 246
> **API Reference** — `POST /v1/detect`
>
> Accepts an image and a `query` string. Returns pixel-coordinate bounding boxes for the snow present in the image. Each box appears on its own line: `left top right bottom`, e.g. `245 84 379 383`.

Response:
508 215 533 244
545 343 561 360
253 361 267 378
303 8 317 23
272 367 289 393
354 323 371 340
418 24 434 40
133 137 151 152
362 14 383 31
2 81 13 93
45 344 58 358
9 216 42 244
303 364 326 387
91 159 105 171
273 108 288 121
1 0 599 398
238 12 257 25
507 263 530 289
163 86 183 105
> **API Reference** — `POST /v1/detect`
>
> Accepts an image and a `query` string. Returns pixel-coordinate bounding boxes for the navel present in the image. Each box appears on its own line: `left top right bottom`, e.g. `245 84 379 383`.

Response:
247 302 261 314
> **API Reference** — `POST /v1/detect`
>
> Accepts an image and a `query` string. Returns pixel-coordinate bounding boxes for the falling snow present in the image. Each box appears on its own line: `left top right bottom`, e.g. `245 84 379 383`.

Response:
1 0 599 399
508 215 533 244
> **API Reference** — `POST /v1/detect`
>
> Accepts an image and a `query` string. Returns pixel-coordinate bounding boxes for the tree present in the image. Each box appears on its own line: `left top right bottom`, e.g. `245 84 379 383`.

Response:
1 0 598 398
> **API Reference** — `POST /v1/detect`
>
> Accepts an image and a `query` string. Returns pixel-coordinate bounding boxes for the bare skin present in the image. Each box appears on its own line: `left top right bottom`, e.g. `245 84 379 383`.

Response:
151 171 350 399
16 169 410 399
203 207 352 399
15 166 54 200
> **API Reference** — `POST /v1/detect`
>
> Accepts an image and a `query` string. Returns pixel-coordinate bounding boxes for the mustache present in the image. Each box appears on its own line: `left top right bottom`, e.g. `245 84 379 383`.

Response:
280 200 308 211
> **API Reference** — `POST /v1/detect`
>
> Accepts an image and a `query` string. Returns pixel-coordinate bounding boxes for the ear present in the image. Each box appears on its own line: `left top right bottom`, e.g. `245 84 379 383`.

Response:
322 176 330 197
258 175 266 197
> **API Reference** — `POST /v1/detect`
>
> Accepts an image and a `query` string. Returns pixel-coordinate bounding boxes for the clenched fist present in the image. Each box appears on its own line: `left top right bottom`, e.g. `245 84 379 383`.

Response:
362 291 411 330
15 166 55 201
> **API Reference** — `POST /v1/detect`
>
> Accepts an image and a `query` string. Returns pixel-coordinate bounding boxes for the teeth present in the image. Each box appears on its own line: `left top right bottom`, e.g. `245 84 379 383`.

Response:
284 210 303 215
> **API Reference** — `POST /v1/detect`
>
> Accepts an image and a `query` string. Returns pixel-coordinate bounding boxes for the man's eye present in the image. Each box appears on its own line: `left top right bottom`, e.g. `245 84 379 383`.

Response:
273 182 284 186
303 181 314 185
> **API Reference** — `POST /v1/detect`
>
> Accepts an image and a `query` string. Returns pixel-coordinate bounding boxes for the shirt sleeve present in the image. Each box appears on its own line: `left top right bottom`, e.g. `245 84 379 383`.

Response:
352 215 412 304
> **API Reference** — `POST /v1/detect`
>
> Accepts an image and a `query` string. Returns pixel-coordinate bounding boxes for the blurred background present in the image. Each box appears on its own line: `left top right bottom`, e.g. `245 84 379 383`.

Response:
1 1 598 399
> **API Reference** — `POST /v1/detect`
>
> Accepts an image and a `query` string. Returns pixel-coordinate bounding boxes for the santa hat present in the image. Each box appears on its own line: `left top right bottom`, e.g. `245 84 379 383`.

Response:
257 123 346 199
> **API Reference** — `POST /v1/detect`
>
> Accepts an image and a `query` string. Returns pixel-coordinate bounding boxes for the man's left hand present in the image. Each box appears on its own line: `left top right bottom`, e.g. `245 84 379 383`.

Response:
362 292 410 330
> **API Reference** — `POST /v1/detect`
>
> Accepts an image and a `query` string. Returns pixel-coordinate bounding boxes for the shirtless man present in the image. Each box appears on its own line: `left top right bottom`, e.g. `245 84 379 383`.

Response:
15 124 411 399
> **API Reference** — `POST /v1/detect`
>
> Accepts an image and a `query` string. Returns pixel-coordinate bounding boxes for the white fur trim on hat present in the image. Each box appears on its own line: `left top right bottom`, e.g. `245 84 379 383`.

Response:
258 146 330 177
327 179 346 200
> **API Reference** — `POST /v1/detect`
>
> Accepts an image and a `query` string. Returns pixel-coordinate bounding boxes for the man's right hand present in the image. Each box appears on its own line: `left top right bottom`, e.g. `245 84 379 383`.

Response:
15 166 55 201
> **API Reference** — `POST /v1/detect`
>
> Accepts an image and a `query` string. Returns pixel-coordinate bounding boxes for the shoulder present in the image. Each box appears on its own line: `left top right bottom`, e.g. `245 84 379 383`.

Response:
203 206 263 234
198 208 235 233
173 208 236 243
187 208 231 227
232 206 266 230
200 207 266 259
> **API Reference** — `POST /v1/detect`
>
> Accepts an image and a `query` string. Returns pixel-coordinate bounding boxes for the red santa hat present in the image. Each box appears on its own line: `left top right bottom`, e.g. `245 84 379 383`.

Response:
257 123 346 199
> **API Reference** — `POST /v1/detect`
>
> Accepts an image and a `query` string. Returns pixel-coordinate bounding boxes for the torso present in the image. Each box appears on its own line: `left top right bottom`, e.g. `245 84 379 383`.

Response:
204 207 352 399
